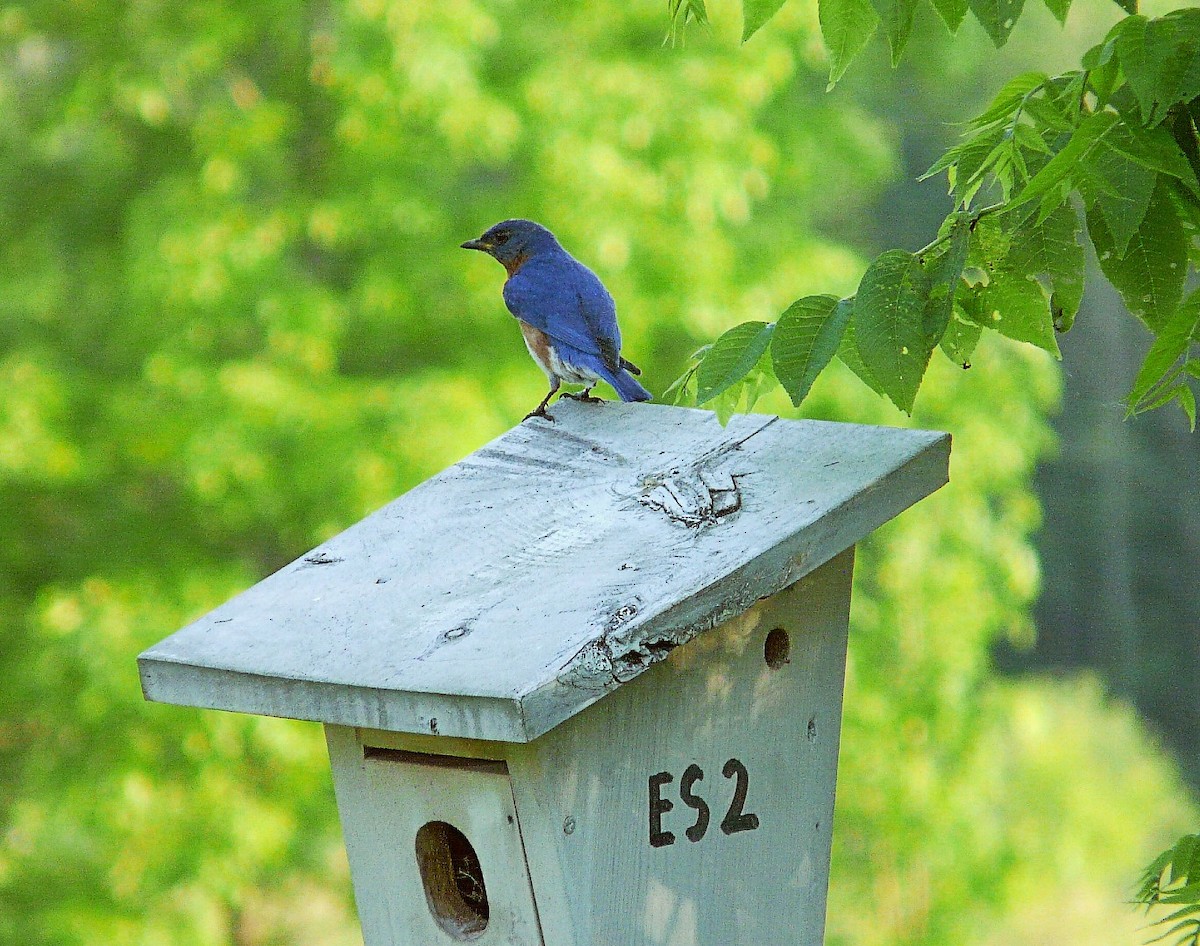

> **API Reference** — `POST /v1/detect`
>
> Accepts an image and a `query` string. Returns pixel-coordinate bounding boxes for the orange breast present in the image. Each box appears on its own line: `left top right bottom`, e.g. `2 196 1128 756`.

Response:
502 250 531 277
519 321 554 375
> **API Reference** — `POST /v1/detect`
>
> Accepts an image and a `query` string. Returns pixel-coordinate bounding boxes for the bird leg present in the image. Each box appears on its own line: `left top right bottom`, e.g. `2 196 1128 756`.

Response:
524 381 559 422
561 385 604 404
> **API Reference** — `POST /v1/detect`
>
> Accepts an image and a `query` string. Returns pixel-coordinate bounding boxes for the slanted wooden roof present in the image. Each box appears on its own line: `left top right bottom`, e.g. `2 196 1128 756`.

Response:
138 402 950 742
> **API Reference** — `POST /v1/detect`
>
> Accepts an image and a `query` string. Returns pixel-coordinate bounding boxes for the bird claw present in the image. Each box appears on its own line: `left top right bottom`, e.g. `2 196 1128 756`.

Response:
562 391 605 404
524 408 555 422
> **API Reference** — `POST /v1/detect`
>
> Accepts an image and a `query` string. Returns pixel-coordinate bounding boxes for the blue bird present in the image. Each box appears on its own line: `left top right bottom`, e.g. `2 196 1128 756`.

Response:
461 219 651 421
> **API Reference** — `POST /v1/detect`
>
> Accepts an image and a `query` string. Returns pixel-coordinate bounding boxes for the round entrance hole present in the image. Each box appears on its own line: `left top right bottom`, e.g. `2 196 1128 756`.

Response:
764 627 791 669
414 821 489 940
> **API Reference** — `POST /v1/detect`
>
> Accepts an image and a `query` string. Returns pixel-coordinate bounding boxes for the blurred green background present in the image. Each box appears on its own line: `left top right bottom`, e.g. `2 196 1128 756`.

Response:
1 0 1196 944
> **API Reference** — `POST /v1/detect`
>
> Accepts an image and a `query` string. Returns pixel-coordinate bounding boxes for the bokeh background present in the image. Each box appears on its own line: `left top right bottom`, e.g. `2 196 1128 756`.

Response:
1 0 1196 943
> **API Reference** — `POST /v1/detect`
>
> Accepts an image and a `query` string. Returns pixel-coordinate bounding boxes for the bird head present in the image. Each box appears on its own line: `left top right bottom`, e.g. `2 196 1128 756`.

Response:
461 219 561 274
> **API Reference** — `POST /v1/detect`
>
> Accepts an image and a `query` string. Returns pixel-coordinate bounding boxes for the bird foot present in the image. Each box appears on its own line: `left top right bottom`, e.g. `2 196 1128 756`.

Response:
523 407 555 422
562 391 605 404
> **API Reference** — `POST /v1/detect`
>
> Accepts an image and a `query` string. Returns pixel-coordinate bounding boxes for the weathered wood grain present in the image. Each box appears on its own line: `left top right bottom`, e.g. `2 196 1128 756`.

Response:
138 402 949 742
339 552 855 946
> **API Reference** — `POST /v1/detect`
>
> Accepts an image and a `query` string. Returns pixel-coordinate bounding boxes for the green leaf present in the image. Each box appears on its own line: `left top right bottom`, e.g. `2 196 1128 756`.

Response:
922 125 1007 205
870 0 919 65
1005 203 1085 332
968 0 1026 48
819 0 880 87
1108 0 1136 12
1040 0 1071 25
667 0 710 42
1107 123 1200 198
712 386 741 424
1079 144 1157 257
1113 16 1157 121
957 206 1080 357
1170 106 1200 192
1157 904 1200 924
710 359 775 424
1173 836 1200 885
742 0 789 41
1013 121 1053 155
1159 882 1200 906
968 71 1048 129
1136 382 1191 417
974 270 1061 356
836 316 886 396
1082 38 1115 71
1183 385 1198 431
953 137 1010 205
696 321 775 404
662 362 700 406
671 0 710 24
1088 56 1122 108
928 0 969 32
1008 111 1118 214
1165 9 1200 104
1112 13 1200 124
940 309 983 367
922 213 972 340
1128 289 1200 412
928 214 973 277
853 249 935 413
1146 916 1200 946
1088 177 1188 331
771 294 851 406
966 213 1012 272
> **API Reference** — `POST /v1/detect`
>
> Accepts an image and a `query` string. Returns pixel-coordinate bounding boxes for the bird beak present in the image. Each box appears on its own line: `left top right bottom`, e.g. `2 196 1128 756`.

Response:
460 238 491 252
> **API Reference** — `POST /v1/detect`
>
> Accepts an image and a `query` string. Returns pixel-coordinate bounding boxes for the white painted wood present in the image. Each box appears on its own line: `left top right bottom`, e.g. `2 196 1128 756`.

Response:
350 552 855 946
326 725 544 946
139 402 948 741
519 551 854 946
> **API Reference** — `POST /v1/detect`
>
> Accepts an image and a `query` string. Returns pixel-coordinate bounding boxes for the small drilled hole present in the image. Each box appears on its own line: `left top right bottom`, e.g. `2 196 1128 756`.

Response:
764 628 790 669
414 821 489 940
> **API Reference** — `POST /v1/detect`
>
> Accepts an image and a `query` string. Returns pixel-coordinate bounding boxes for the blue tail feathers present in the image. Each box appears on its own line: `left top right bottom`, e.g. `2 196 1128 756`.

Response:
558 343 652 402
607 367 652 402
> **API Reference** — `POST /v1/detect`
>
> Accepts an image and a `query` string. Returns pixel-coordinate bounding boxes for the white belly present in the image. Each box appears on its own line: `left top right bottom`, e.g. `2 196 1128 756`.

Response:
548 347 602 386
519 322 602 386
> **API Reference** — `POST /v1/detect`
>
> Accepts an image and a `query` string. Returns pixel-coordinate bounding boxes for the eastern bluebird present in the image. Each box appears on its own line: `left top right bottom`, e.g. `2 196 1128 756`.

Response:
461 219 651 421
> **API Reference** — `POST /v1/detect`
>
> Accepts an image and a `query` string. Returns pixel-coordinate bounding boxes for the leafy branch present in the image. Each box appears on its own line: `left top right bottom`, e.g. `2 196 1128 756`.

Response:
1136 834 1200 946
666 0 710 43
668 5 1200 428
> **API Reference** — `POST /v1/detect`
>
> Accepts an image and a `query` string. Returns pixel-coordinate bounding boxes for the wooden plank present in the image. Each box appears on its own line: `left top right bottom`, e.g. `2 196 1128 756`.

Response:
138 402 949 741
350 553 855 946
510 553 854 946
326 726 544 945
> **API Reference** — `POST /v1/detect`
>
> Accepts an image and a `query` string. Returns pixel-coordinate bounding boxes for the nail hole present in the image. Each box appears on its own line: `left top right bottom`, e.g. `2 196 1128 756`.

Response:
764 628 790 669
414 821 489 940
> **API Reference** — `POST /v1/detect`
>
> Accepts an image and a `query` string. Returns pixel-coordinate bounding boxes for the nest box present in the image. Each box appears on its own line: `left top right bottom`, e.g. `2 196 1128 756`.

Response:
139 402 950 946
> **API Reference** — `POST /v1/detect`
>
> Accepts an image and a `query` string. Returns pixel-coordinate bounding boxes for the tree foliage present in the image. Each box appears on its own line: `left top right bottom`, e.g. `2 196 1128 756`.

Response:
1137 834 1200 946
671 2 1200 429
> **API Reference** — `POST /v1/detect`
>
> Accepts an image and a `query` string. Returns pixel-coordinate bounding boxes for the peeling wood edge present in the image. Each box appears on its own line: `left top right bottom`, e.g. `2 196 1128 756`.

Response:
137 656 532 743
516 431 951 740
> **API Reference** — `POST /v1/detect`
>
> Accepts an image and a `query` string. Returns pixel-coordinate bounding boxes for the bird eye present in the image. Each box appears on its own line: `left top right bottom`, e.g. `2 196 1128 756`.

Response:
494 230 511 245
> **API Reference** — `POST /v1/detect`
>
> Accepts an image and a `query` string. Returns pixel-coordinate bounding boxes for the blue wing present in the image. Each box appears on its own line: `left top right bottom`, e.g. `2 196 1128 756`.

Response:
502 254 622 373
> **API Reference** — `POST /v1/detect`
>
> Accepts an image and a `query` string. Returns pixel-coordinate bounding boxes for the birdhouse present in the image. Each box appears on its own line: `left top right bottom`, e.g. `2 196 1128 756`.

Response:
138 402 949 946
